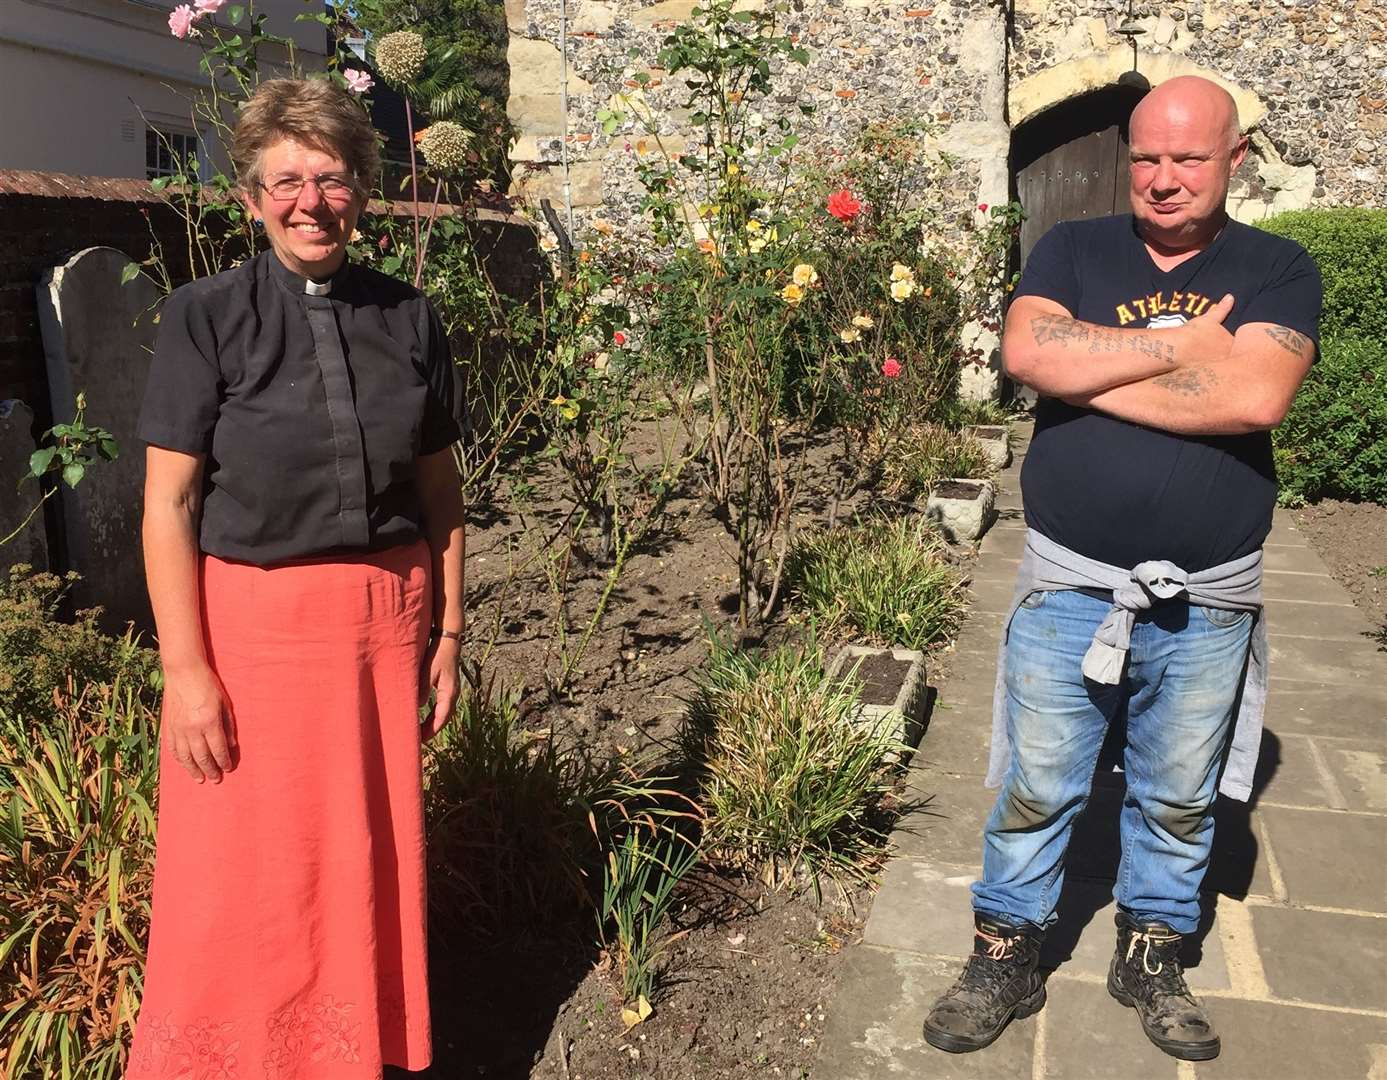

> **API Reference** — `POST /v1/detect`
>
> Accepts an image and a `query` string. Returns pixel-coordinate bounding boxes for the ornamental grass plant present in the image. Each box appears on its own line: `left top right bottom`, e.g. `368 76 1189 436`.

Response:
678 637 902 892
0 572 160 1079
784 516 968 651
423 674 698 943
877 422 996 502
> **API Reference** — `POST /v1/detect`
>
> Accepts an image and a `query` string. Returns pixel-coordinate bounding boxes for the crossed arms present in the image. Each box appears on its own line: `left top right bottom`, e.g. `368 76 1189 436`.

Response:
1001 294 1315 435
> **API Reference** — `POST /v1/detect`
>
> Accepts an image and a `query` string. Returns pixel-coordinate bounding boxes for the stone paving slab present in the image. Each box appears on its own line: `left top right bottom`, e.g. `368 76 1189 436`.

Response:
909 707 995 777
1042 979 1182 1080
892 771 997 862
1189 997 1387 1080
1263 569 1358 606
1262 543 1338 575
1265 517 1314 548
1266 635 1384 683
1265 598 1380 641
1320 743 1387 813
1252 906 1387 1011
1250 731 1343 808
814 946 1040 1080
1263 682 1387 742
1256 807 1387 912
862 858 982 956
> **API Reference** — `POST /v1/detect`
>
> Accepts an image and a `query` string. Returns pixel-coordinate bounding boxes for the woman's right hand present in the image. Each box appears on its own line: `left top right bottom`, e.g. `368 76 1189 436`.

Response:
160 663 237 784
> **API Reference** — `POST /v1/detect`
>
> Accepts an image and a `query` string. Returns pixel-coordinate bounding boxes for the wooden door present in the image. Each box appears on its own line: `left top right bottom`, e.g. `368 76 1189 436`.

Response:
1012 86 1146 263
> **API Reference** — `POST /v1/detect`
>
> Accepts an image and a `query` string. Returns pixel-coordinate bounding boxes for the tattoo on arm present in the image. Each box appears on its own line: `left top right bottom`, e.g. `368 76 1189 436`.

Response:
1031 314 1090 345
1262 325 1312 358
1030 314 1175 363
1152 366 1218 397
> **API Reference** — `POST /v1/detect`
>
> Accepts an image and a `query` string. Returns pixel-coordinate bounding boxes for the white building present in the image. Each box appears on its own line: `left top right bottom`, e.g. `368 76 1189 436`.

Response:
0 0 328 180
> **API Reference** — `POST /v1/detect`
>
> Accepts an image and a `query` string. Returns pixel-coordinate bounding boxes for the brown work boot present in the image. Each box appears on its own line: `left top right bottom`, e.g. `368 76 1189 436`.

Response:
1108 911 1221 1061
922 914 1046 1053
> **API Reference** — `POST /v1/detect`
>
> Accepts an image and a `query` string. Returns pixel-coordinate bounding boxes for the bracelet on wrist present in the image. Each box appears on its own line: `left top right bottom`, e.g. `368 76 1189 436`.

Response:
431 626 463 642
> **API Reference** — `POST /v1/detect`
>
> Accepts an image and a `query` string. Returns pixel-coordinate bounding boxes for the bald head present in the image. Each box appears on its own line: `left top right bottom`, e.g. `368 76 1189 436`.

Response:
1131 76 1242 152
1126 75 1249 251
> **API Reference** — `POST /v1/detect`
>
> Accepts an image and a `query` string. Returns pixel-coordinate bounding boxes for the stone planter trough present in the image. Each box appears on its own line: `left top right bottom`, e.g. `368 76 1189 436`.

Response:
827 645 929 766
926 478 996 543
969 424 1012 470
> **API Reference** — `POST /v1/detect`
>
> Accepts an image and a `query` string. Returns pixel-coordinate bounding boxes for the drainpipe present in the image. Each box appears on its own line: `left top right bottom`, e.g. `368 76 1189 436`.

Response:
558 0 576 241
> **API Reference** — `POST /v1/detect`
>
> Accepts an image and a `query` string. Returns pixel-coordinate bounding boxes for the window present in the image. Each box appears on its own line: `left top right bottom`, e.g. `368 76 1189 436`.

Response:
145 127 201 180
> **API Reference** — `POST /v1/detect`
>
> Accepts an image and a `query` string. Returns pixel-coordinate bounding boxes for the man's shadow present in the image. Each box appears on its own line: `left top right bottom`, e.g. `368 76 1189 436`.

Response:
1039 717 1281 975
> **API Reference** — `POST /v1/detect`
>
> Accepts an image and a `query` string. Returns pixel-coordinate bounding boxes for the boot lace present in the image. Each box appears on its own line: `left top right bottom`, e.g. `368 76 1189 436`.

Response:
951 927 1027 1000
1125 928 1191 997
978 926 1019 962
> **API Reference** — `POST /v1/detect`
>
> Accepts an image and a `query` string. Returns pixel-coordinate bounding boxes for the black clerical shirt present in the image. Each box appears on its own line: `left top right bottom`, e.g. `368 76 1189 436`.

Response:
138 249 463 566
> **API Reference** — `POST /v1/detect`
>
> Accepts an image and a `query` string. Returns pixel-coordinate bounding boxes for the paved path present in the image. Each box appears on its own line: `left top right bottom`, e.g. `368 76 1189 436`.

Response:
816 424 1387 1080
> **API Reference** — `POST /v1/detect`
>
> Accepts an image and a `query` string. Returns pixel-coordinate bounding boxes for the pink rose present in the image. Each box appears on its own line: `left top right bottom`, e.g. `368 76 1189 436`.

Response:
194 0 225 12
168 4 197 37
343 69 374 94
881 357 903 379
977 202 989 212
613 330 627 346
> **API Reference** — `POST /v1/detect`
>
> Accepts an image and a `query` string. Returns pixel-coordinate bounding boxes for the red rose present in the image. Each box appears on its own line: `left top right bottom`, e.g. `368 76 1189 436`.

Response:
978 203 989 212
826 188 863 223
881 357 903 379
613 331 627 346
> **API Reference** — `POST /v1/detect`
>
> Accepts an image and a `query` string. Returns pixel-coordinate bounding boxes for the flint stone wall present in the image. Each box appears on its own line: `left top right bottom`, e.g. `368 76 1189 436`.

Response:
504 0 1382 236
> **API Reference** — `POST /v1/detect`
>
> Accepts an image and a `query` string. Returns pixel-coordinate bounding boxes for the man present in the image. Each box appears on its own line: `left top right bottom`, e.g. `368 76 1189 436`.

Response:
921 76 1321 1061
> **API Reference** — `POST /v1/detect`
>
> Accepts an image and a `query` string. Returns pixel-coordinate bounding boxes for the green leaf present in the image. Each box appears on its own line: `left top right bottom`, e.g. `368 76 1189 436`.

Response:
119 262 141 286
98 437 119 462
61 462 85 489
228 4 245 24
27 447 57 477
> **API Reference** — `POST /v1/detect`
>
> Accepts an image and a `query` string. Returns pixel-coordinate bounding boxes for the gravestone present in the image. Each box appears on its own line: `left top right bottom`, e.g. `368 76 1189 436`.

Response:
38 247 162 634
0 399 49 573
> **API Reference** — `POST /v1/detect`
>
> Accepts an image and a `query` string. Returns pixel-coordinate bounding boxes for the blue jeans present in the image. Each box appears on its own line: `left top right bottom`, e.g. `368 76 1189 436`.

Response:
971 588 1254 935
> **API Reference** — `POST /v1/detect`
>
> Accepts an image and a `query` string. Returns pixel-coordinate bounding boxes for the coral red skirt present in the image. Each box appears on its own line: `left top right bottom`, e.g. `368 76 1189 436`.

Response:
128 541 433 1079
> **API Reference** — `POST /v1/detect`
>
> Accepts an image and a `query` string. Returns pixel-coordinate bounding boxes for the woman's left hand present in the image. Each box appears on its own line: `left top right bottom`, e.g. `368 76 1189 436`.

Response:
421 635 462 741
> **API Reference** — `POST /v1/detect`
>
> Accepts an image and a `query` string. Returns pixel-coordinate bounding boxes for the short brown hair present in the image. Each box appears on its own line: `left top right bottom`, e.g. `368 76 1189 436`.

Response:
232 78 380 196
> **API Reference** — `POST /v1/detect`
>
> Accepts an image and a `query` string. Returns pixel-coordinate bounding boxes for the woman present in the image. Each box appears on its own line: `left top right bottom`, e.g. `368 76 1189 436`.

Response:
128 78 464 1079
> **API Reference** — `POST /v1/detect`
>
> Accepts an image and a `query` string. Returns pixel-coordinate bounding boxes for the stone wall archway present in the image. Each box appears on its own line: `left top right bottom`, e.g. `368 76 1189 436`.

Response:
1011 50 1265 132
1009 51 1315 227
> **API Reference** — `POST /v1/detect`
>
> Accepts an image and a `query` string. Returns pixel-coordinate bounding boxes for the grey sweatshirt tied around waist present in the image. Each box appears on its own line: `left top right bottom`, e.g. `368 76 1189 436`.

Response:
986 529 1267 802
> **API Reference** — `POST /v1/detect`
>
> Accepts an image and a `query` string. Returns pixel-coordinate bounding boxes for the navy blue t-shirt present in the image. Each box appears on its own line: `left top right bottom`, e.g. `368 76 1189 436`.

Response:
1015 214 1321 572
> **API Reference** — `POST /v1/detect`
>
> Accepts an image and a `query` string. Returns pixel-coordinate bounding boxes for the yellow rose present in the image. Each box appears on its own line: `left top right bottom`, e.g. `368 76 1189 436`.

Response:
745 219 764 234
891 279 916 303
780 282 805 305
749 236 768 253
792 263 819 287
890 263 915 283
839 327 861 344
851 314 875 329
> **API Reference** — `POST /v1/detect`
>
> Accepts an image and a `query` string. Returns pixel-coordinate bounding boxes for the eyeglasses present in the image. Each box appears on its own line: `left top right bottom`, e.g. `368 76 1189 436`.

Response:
258 173 358 202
